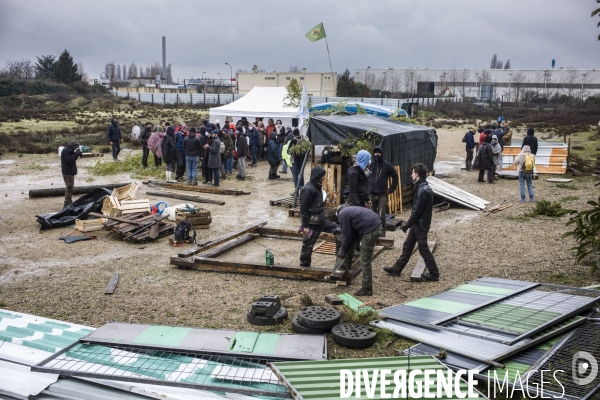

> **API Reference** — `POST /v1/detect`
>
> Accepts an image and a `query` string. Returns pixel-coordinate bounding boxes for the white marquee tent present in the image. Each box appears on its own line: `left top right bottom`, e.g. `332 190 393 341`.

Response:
209 86 301 129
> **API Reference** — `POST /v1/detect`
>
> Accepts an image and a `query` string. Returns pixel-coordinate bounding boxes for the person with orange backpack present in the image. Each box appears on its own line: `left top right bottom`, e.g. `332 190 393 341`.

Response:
514 145 535 202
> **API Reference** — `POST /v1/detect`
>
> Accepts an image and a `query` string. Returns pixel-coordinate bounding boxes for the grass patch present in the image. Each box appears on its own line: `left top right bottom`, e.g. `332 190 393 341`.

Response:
556 183 579 190
88 152 164 179
559 196 579 203
21 161 48 171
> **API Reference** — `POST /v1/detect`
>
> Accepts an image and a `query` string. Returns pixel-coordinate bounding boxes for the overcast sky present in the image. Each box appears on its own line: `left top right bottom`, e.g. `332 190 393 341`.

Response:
1 0 599 82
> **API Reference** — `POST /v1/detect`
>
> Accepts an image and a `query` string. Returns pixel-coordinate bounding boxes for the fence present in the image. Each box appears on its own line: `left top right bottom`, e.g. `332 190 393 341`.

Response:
109 90 462 108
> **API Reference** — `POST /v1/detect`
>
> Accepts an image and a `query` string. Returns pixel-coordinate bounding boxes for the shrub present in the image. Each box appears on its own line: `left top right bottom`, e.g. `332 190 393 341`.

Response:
526 200 564 217
561 201 600 274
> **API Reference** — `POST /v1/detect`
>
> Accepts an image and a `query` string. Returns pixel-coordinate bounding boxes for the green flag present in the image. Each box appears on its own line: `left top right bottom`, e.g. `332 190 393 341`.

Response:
305 23 326 42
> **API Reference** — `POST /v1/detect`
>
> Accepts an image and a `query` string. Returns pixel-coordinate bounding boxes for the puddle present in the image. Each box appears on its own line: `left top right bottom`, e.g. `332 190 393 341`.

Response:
434 160 463 175
0 160 15 165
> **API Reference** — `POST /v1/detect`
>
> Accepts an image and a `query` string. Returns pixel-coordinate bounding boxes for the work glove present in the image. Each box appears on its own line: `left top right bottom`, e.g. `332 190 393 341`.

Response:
400 224 409 233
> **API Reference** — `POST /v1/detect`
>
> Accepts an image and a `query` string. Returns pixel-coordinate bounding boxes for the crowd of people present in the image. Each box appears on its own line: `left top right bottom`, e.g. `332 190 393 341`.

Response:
465 120 538 202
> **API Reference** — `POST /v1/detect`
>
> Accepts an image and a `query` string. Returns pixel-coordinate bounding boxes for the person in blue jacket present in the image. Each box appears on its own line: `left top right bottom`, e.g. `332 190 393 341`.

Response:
464 127 476 171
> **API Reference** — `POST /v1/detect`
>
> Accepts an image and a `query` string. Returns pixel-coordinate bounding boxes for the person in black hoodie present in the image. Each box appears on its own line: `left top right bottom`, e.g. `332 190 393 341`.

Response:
161 126 177 182
267 132 281 179
368 146 398 236
184 128 202 185
384 163 439 281
60 140 82 208
473 135 495 183
299 166 341 267
139 122 152 168
522 127 538 155
347 150 371 207
236 126 248 180
107 118 122 160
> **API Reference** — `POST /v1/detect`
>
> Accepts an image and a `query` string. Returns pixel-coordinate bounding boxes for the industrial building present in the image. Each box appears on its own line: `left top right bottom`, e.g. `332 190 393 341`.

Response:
355 68 600 101
236 69 337 96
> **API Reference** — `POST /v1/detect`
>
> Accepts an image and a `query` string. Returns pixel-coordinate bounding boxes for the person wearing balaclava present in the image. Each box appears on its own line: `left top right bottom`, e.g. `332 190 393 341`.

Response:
60 140 82 208
384 163 439 282
298 165 342 267
368 146 398 237
274 120 288 174
473 135 495 183
347 150 372 207
161 126 177 183
107 117 122 160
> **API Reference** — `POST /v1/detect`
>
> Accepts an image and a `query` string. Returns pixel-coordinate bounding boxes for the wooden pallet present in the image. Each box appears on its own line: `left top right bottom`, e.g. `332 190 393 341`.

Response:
322 164 343 207
387 166 403 214
93 212 173 242
313 241 336 255
288 208 301 218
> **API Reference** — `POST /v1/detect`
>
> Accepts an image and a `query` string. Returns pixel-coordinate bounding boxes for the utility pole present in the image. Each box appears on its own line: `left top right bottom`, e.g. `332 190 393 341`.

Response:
364 66 370 98
225 63 233 94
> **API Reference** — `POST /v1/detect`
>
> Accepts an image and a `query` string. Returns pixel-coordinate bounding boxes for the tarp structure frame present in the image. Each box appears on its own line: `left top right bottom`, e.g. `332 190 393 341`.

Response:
307 114 437 184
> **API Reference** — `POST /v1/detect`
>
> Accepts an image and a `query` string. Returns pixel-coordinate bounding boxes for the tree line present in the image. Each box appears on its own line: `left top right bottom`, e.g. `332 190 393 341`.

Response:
103 62 173 85
1 50 85 84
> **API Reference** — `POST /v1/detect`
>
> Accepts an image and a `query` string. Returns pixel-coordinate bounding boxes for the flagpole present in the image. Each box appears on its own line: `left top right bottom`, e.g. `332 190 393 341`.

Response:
324 36 336 95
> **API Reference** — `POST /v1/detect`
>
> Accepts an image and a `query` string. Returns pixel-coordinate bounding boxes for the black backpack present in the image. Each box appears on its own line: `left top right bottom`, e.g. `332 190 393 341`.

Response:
174 220 196 243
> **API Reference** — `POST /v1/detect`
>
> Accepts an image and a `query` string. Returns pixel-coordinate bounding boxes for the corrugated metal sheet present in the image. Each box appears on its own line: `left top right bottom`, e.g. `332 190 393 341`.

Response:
502 140 568 175
379 277 537 324
0 308 93 353
426 176 490 210
270 356 485 400
0 360 58 400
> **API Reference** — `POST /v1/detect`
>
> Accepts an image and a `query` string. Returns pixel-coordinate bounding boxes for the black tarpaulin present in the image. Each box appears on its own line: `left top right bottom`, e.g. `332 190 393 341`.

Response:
307 114 437 184
36 188 111 229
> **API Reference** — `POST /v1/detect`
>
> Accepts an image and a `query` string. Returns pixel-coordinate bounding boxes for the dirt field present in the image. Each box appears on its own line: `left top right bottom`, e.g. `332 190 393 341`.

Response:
1 127 598 358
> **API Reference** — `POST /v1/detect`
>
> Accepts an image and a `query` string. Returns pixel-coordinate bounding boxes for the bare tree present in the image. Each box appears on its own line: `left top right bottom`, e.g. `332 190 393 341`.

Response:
480 69 492 83
289 65 299 73
504 59 511 69
77 62 87 81
490 54 498 69
457 69 471 97
387 71 402 95
510 71 526 102
122 64 127 81
128 62 137 78
365 72 377 91
116 64 122 81
581 72 591 99
3 59 35 79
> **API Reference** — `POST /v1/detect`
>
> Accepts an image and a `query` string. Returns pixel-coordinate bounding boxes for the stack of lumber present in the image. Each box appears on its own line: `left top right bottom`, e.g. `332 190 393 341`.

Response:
90 212 173 242
486 203 513 214
175 208 212 229
75 218 104 233
101 183 149 218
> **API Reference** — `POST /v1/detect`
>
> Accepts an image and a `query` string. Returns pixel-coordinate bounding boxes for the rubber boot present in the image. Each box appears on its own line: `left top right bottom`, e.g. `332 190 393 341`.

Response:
165 171 170 182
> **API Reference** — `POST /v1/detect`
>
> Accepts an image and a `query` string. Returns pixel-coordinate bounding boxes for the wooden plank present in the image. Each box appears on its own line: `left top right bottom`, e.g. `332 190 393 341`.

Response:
105 273 119 294
410 241 437 282
330 246 384 282
146 180 250 195
178 221 268 258
200 234 258 258
171 257 332 280
146 190 225 206
325 294 344 305
288 208 301 218
257 227 394 249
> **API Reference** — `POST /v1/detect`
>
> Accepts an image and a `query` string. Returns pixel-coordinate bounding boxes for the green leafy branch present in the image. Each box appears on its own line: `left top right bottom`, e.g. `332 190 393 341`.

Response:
560 200 600 275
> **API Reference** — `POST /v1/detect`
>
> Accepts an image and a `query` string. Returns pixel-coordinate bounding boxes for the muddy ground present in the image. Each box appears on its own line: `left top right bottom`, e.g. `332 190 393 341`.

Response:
0 127 598 358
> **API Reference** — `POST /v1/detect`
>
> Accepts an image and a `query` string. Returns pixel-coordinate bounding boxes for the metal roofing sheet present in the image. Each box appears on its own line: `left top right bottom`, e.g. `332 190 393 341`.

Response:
84 322 326 360
0 308 93 353
426 176 490 210
270 356 484 400
0 360 58 400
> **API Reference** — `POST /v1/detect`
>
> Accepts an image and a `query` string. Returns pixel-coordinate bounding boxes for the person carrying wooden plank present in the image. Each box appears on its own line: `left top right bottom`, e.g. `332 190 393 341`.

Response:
299 166 341 267
384 163 439 282
334 205 383 296
368 146 398 237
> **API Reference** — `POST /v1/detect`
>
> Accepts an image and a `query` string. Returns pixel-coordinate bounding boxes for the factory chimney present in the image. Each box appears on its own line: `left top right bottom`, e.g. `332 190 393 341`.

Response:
162 37 166 80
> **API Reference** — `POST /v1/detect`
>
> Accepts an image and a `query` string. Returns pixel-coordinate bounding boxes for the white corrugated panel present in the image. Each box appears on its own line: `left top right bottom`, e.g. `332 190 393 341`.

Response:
0 360 58 399
426 176 490 210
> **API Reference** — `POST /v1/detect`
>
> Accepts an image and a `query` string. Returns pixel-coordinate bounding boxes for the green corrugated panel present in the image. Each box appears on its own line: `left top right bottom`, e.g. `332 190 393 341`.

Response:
405 298 473 313
449 284 514 296
272 356 483 400
132 325 194 346
339 293 375 314
461 304 560 334
487 361 531 383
